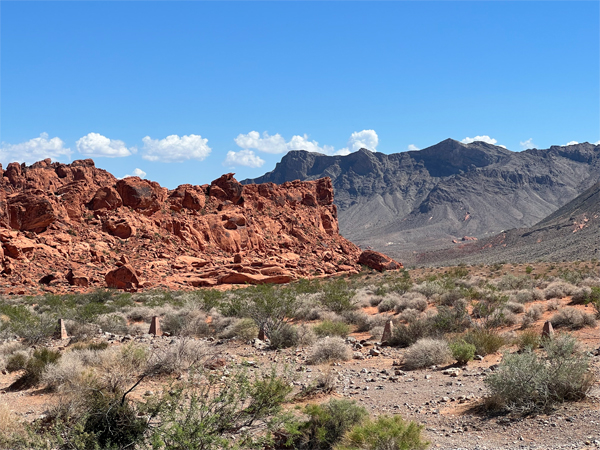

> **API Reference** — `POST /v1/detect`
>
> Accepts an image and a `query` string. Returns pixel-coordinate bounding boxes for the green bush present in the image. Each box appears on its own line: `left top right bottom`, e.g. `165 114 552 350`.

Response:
449 340 476 364
11 348 61 389
295 399 368 450
334 414 429 450
388 319 432 348
320 279 357 314
462 329 505 356
515 330 541 351
146 366 295 450
485 334 594 413
313 320 351 338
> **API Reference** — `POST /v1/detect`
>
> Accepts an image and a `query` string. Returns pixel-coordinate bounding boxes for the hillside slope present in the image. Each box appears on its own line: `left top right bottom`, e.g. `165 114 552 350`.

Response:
244 140 600 262
417 181 600 265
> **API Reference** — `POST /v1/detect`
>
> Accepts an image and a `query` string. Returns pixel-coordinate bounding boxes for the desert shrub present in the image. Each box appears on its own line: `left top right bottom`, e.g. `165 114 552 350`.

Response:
269 323 301 349
320 278 357 314
432 303 471 333
513 289 542 303
10 348 61 389
296 369 337 400
369 326 384 340
96 344 149 392
439 289 464 306
0 342 25 371
5 350 29 372
546 299 561 311
525 304 543 321
162 309 211 337
505 302 524 314
462 329 505 356
295 399 368 450
64 319 101 342
395 292 428 313
95 313 128 335
219 317 259 341
515 330 541 351
342 310 373 332
147 338 207 375
369 296 383 307
397 308 421 323
544 281 577 300
550 308 596 330
412 280 445 299
487 309 518 327
377 294 400 313
485 334 594 413
42 350 88 390
314 320 351 338
295 324 318 347
403 338 452 370
449 340 476 365
146 366 296 450
307 337 351 365
570 287 592 304
496 274 532 291
334 414 429 450
388 319 432 348
0 305 55 344
237 284 301 337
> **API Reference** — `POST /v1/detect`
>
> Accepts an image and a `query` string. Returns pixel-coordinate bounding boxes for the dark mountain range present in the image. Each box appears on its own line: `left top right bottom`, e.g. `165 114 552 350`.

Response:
416 181 600 265
243 139 600 263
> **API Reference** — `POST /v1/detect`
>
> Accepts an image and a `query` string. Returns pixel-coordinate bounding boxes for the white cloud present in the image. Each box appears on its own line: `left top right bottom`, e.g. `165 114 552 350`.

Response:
407 144 420 151
223 149 265 168
0 132 72 165
594 140 600 145
122 168 147 179
344 129 379 153
141 134 211 162
234 129 378 157
76 132 134 158
520 138 536 150
461 135 498 145
565 141 578 146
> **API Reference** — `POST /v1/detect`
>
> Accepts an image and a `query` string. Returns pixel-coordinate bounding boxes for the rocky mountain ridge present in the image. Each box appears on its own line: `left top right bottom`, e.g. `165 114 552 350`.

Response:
0 159 401 295
244 139 600 263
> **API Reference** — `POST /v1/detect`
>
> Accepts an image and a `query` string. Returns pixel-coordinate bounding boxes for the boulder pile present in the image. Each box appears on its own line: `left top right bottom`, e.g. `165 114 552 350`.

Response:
0 159 402 294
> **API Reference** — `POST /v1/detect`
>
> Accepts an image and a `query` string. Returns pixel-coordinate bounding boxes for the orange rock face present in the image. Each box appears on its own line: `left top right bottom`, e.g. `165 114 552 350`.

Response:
0 160 401 294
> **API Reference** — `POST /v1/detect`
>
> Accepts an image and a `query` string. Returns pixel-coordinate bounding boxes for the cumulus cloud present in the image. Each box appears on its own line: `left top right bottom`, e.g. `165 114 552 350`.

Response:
121 168 147 179
565 141 578 146
76 132 134 158
0 132 71 165
223 149 265 168
233 129 378 158
407 144 420 151
520 138 536 150
461 135 498 145
141 134 211 162
595 140 600 145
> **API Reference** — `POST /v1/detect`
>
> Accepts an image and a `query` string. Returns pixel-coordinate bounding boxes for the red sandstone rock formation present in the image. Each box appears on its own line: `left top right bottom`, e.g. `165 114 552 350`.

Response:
0 159 401 294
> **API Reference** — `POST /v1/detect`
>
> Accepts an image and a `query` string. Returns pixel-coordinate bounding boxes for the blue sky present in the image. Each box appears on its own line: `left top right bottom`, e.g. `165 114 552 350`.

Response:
1 1 598 188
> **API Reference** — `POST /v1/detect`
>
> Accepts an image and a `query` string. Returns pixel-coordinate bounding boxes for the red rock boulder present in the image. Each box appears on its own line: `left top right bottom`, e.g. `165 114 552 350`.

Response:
88 186 123 211
210 173 243 204
116 177 165 214
105 264 140 290
358 250 403 271
7 191 57 232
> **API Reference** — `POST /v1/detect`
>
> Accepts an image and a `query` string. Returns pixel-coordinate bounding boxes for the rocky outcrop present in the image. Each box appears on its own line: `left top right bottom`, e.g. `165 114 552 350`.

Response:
0 160 400 295
358 250 403 271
